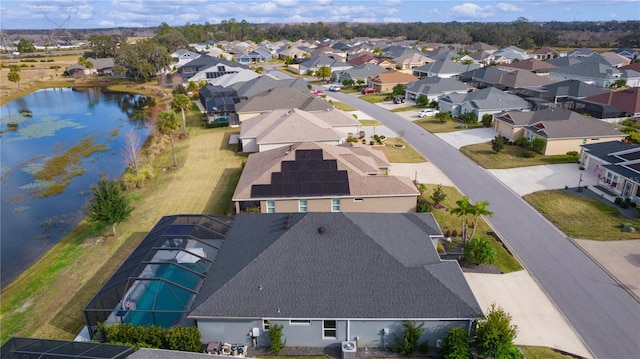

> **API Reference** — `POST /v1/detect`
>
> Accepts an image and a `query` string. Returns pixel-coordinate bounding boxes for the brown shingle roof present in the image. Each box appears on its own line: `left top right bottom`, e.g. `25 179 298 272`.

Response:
368 70 418 84
584 87 640 115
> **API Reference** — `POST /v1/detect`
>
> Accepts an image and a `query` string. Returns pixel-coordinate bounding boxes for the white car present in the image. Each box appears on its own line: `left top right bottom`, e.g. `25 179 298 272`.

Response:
328 85 341 92
418 109 439 117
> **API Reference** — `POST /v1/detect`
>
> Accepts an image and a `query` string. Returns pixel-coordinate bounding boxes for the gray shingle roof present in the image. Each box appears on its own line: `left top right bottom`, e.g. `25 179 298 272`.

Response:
235 87 332 113
190 212 481 320
522 108 624 139
581 141 640 165
442 87 531 111
405 77 473 96
413 60 482 77
231 76 309 98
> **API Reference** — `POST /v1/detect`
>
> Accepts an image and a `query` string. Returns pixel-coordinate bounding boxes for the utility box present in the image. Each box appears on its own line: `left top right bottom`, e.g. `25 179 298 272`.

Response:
341 341 357 359
251 327 260 337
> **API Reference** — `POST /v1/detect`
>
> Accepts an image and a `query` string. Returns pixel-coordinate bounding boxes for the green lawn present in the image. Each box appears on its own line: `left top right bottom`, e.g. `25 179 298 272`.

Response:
523 346 587 359
422 185 523 273
359 93 387 103
371 139 426 163
524 190 640 240
328 100 357 112
460 142 579 169
414 117 484 133
390 105 422 113
359 119 382 126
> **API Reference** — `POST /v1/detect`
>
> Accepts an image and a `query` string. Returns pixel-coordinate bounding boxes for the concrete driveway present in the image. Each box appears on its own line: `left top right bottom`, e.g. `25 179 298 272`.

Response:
465 271 592 358
488 164 599 196
435 127 497 149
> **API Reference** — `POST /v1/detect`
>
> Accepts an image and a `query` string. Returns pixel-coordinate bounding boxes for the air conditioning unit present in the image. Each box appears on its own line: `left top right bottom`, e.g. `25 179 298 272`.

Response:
341 341 357 359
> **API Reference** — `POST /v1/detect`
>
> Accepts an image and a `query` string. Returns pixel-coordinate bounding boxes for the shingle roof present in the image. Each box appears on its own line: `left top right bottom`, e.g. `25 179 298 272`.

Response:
189 212 482 320
405 77 473 96
235 87 333 113
231 76 309 98
548 62 622 80
584 87 640 115
581 141 640 164
498 58 558 72
460 67 557 89
368 70 418 84
522 108 624 139
412 60 482 77
338 62 386 79
233 142 419 201
442 87 531 110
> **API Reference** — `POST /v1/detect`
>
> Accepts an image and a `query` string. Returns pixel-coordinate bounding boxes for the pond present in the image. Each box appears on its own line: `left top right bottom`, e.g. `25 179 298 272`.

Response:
0 87 154 289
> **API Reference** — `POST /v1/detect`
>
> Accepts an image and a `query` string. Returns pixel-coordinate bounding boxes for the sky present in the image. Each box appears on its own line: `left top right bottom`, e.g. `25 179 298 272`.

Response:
0 0 638 30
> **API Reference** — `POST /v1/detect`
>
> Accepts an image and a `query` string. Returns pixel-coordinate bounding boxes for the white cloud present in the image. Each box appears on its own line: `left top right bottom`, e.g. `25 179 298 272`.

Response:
495 3 522 12
316 0 332 5
450 3 493 19
379 0 402 5
273 0 298 6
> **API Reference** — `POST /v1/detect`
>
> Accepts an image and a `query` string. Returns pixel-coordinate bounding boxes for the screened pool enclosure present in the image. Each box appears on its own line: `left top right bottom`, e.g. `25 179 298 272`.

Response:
83 215 232 339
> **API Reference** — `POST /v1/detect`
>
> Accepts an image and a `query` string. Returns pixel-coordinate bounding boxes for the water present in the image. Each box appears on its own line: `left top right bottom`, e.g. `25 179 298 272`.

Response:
0 87 154 288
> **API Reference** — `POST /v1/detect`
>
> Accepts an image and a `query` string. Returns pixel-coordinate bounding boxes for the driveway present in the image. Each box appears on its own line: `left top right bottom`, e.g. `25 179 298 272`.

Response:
488 164 600 196
435 127 497 149
465 271 592 358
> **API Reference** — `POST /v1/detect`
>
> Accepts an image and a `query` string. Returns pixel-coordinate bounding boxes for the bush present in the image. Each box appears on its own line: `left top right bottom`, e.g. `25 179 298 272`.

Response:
615 197 623 205
416 94 429 106
166 327 202 352
475 304 518 359
205 121 229 128
630 201 637 208
430 184 447 205
513 137 530 147
531 138 547 153
464 238 496 265
519 149 535 158
566 151 578 158
460 112 477 124
444 229 452 237
370 140 375 145
268 322 286 355
492 135 506 152
440 327 471 359
451 229 458 238
393 321 425 355
481 114 493 127
419 340 430 354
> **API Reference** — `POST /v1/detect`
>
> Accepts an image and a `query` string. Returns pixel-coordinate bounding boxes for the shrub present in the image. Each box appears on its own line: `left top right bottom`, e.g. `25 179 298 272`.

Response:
630 201 637 208
566 151 578 157
464 238 496 265
430 184 447 205
519 149 535 158
481 114 493 127
531 138 547 153
440 327 471 359
514 137 530 147
416 94 429 106
475 304 519 359
444 229 452 237
393 321 425 355
436 241 444 253
451 229 459 238
492 135 506 152
370 140 375 145
419 340 430 354
268 322 286 355
615 197 623 205
205 121 229 128
166 327 201 352
460 112 477 124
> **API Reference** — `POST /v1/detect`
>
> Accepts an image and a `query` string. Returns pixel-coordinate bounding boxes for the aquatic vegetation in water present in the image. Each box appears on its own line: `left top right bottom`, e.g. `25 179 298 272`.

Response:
12 206 30 213
6 115 86 141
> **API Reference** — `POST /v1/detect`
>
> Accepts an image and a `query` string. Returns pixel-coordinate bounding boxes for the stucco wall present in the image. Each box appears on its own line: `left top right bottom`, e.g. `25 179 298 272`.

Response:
541 136 625 156
260 196 417 213
241 138 258 153
494 121 524 141
196 319 473 349
259 140 342 153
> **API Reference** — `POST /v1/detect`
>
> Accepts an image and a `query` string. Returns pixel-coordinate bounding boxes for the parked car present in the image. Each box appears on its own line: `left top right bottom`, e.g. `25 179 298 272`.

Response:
328 85 341 92
418 108 439 117
393 96 405 104
361 87 375 94
311 89 324 95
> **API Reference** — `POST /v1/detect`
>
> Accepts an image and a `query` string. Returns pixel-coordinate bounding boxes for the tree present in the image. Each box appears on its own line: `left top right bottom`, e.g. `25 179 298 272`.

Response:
89 34 122 58
531 138 547 154
416 94 429 106
392 321 424 355
172 94 191 137
86 174 133 236
481 114 493 127
121 130 143 175
157 110 181 166
464 238 496 265
17 38 35 53
392 83 406 96
440 327 472 359
492 135 505 152
7 70 20 89
475 304 519 359
315 65 331 81
342 78 355 88
435 111 451 124
268 322 286 355
430 184 447 205
450 197 492 245
114 39 173 81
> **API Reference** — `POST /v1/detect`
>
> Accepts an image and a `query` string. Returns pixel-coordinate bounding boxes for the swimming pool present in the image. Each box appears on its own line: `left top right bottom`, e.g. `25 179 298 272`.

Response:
124 262 202 327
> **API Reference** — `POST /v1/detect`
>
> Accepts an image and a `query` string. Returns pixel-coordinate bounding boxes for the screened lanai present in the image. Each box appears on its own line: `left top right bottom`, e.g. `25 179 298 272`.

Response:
83 215 232 339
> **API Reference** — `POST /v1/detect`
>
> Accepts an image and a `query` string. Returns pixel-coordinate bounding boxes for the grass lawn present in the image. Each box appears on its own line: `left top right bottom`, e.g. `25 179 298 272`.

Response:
371 139 426 163
524 190 640 240
423 185 523 273
523 346 586 359
390 105 422 113
359 93 387 103
359 119 382 126
0 98 247 343
328 100 357 112
460 142 579 169
414 117 484 133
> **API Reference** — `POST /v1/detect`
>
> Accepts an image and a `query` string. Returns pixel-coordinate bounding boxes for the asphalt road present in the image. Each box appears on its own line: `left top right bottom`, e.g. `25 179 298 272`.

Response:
326 90 640 359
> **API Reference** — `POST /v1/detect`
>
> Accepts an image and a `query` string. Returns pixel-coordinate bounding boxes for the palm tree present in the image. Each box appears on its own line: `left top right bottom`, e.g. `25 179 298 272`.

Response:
157 110 180 166
451 197 493 246
469 200 493 241
171 93 191 137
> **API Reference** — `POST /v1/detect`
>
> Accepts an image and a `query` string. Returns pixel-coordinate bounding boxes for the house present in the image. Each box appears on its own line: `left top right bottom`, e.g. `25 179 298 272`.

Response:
567 47 597 58
530 47 560 60
189 212 482 349
547 62 624 88
494 108 625 155
367 71 418 93
1 337 134 358
170 49 201 69
239 108 360 153
404 77 473 102
412 59 482 79
277 45 309 61
458 67 557 91
232 142 420 213
235 47 273 64
346 52 393 68
235 87 333 122
611 47 640 61
198 85 240 125
466 42 497 54
330 62 386 84
512 79 608 105
65 58 115 77
439 87 532 120
579 141 640 201
600 51 632 68
178 55 251 80
230 76 309 99
295 55 352 76
498 58 559 75
392 52 433 70
491 46 529 63
577 87 640 119
205 69 261 88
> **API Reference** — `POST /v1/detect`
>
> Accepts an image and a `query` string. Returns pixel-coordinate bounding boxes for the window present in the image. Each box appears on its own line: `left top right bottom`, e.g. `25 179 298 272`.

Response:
290 320 311 325
323 320 337 338
331 199 341 212
266 201 275 213
263 320 270 331
218 65 226 72
299 199 308 212
354 198 364 203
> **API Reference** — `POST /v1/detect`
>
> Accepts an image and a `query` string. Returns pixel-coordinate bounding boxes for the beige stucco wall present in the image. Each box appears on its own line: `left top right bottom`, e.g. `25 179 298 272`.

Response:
259 195 417 213
241 138 258 153
238 112 262 123
541 136 626 156
259 139 342 152
494 121 524 141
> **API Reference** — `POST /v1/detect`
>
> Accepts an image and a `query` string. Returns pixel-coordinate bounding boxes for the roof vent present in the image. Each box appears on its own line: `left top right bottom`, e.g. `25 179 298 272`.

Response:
317 226 325 234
